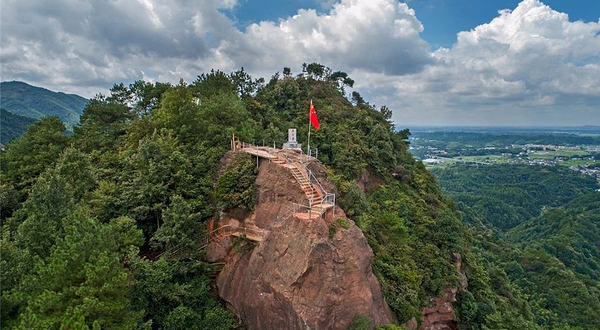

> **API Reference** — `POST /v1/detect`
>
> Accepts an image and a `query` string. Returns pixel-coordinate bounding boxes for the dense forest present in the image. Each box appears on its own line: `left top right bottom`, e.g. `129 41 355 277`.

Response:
1 65 598 329
433 164 600 329
0 109 36 145
432 165 598 230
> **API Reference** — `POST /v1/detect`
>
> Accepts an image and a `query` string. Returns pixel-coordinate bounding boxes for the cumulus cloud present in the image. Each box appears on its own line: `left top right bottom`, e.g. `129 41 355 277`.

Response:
219 0 432 76
381 0 600 125
0 0 238 95
1 0 431 96
1 0 598 125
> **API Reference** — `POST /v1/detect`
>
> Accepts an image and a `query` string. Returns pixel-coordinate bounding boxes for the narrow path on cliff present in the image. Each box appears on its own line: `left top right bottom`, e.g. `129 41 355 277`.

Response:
202 143 336 257
239 143 335 220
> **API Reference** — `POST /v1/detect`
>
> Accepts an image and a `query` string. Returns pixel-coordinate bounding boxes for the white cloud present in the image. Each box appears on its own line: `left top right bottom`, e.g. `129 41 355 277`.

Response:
218 0 432 76
1 0 598 125
379 0 600 125
0 0 239 95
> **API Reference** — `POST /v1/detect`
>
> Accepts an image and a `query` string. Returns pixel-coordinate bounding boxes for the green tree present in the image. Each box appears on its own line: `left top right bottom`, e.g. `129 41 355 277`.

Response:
129 80 171 116
0 116 69 201
15 148 95 259
151 195 205 254
215 153 258 212
130 257 234 330
152 84 201 144
74 95 134 153
17 208 142 329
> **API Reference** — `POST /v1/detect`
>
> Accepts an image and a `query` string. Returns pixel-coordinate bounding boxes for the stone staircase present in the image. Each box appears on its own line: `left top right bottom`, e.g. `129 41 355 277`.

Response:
202 224 269 250
240 144 335 219
288 164 333 218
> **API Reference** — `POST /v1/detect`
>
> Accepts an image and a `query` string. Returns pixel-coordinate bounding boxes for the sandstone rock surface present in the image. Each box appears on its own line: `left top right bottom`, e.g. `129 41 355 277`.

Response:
209 156 394 330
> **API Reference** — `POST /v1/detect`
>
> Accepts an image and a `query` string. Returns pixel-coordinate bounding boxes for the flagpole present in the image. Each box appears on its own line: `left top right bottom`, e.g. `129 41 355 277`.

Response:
307 100 312 156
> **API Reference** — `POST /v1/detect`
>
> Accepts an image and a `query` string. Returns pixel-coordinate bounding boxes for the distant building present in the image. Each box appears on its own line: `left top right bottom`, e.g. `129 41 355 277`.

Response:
423 158 443 165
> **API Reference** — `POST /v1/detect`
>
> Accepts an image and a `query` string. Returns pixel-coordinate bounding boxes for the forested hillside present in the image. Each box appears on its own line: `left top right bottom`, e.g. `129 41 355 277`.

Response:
0 81 88 128
432 164 598 230
432 164 600 329
0 109 36 145
1 65 596 329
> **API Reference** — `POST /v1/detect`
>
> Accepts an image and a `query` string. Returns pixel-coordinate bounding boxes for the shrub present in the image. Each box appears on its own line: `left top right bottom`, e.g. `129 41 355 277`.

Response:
329 225 337 239
347 315 374 330
336 218 350 229
215 153 257 211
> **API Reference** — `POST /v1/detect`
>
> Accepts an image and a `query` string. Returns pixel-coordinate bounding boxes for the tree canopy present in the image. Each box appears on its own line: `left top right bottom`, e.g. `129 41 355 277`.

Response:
2 64 595 330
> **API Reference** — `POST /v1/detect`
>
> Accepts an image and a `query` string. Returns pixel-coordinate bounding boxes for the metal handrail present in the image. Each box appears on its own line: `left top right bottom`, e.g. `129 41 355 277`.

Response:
240 140 334 217
308 147 318 159
292 202 317 219
305 167 335 205
294 162 336 217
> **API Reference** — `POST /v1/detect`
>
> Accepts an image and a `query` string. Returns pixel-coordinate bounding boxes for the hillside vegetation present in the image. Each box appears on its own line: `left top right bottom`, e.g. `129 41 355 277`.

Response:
433 163 600 329
1 65 596 329
432 164 598 230
0 109 36 145
0 81 88 128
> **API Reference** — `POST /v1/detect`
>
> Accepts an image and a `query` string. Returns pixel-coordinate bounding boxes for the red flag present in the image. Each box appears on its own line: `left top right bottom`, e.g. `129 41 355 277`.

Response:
309 100 320 130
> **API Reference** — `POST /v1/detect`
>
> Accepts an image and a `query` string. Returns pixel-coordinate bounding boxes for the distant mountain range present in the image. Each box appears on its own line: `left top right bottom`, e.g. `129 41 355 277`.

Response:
0 81 88 144
0 81 88 126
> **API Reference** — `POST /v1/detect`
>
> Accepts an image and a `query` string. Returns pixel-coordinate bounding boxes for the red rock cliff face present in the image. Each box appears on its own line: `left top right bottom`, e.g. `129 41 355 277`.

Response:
404 254 468 330
210 157 394 330
419 288 460 330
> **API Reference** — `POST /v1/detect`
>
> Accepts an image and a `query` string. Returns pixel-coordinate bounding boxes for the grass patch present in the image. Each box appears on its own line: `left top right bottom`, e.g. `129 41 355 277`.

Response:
336 218 350 229
328 225 337 239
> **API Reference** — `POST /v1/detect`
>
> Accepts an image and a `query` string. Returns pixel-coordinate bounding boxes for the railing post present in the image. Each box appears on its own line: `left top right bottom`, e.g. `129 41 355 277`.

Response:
332 194 335 217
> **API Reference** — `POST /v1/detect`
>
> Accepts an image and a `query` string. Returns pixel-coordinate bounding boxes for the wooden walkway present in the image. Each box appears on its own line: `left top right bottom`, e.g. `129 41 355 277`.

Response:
208 224 269 244
241 146 280 160
240 144 335 219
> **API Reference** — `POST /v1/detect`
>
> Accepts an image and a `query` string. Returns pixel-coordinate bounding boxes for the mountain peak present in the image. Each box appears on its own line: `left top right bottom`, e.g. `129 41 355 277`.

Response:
0 81 88 128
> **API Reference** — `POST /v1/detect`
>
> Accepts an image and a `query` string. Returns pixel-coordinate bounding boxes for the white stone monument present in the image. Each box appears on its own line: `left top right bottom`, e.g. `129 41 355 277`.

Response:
283 128 302 149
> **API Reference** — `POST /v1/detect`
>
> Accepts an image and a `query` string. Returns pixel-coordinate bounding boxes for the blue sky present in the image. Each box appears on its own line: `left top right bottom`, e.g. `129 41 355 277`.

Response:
231 0 600 48
2 0 599 126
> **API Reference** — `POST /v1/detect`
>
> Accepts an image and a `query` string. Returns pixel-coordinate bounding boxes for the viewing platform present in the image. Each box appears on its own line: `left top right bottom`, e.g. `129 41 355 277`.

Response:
237 141 335 220
201 138 337 252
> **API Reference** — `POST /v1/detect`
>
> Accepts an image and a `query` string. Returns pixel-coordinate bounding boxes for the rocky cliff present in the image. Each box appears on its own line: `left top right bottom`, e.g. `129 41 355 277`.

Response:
403 254 468 330
208 154 394 329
